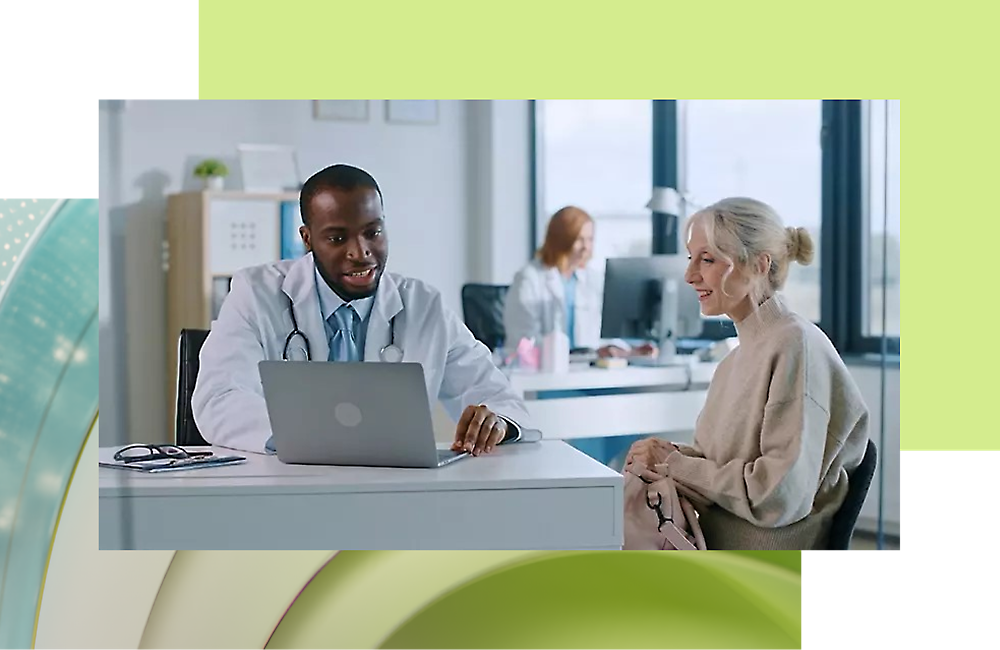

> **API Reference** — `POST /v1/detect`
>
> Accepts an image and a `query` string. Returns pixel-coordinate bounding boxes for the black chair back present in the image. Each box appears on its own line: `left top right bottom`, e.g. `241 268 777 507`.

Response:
175 328 210 446
827 439 878 549
461 284 509 352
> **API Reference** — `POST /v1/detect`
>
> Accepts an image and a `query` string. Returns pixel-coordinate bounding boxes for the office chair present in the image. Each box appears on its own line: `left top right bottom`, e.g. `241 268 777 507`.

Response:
175 328 210 447
461 284 509 352
826 439 878 549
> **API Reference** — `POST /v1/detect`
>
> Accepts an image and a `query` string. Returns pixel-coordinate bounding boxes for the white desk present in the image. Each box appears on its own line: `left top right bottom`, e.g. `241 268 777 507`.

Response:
507 361 718 440
99 441 622 551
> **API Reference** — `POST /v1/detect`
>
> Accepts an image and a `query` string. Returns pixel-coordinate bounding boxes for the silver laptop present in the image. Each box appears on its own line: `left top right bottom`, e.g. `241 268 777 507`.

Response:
258 361 470 468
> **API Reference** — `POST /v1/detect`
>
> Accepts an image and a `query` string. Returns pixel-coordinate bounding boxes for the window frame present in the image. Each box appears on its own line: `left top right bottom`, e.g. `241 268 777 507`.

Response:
821 100 900 356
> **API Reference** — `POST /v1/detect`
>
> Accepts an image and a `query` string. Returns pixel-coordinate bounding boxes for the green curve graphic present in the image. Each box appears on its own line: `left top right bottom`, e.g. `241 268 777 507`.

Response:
266 550 800 649
0 199 99 648
676 553 801 643
724 550 801 574
379 552 800 649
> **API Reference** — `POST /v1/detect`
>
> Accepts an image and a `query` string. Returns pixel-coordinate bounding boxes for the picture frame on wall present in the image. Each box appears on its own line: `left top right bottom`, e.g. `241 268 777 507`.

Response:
313 100 369 121
386 100 438 124
238 144 301 193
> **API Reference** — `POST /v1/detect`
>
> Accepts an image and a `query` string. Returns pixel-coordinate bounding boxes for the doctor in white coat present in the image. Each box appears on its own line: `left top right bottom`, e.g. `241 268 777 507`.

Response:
504 206 656 358
192 164 532 456
503 205 652 470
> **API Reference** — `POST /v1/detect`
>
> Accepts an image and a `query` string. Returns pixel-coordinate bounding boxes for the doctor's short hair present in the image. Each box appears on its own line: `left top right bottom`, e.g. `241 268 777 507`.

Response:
299 164 384 226
685 197 815 307
537 206 594 271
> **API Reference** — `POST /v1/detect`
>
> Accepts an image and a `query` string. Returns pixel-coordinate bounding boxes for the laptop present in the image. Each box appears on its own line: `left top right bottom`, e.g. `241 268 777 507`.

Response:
257 361 470 468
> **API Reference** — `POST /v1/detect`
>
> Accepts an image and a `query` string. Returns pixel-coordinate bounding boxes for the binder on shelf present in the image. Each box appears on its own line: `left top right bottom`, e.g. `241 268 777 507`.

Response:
281 201 306 260
211 276 232 319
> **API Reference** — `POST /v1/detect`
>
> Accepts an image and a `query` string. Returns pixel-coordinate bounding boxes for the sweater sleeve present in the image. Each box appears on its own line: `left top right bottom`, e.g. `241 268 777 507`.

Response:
663 348 831 528
674 441 704 459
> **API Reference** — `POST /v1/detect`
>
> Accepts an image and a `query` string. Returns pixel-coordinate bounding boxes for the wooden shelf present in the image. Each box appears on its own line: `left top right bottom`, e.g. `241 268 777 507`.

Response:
174 190 300 202
165 192 296 440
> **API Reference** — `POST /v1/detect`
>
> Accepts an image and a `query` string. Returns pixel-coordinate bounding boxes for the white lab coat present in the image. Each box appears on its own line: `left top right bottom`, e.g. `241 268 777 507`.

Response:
192 253 532 454
503 259 605 349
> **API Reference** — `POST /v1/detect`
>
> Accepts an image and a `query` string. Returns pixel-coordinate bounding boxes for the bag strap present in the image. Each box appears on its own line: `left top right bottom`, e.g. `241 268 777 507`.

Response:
661 521 698 551
630 459 707 550
679 493 707 550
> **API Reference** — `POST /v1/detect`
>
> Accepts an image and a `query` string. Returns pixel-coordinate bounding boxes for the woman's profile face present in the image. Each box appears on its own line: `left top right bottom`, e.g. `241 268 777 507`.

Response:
683 221 754 321
567 221 594 270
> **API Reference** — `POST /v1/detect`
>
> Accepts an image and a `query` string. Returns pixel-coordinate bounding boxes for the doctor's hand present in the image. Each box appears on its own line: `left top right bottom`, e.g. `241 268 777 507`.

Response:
597 344 629 358
452 405 508 456
629 342 658 357
597 343 658 358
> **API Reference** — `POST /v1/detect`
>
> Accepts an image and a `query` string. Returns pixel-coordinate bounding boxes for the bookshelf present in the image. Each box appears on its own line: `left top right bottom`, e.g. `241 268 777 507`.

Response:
164 191 302 439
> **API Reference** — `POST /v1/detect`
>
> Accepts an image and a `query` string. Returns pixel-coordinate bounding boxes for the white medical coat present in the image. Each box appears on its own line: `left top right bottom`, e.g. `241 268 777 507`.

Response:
192 254 532 453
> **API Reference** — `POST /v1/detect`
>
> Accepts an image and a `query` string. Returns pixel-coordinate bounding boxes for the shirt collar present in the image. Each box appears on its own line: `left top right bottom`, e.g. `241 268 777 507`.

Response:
559 268 579 283
314 265 375 323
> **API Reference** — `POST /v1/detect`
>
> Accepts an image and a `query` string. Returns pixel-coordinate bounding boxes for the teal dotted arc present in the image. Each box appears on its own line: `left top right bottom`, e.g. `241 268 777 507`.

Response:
0 200 58 286
0 199 99 648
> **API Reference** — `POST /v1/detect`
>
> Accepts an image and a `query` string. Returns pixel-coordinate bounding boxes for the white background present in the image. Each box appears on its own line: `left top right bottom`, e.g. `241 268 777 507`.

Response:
804 452 994 649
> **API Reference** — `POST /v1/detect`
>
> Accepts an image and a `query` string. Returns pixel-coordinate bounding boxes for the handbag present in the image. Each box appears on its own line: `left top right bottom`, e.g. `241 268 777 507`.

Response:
623 460 706 551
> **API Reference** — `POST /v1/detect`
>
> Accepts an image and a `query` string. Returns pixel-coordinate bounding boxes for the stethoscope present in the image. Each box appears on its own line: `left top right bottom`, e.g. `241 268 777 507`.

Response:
282 294 403 363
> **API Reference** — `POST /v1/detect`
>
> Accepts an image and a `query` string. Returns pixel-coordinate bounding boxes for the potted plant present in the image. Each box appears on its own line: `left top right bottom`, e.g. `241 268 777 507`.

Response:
194 159 229 191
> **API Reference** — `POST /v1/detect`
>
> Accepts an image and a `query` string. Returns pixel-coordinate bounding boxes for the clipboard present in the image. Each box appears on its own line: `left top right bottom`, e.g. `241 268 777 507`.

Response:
99 455 247 473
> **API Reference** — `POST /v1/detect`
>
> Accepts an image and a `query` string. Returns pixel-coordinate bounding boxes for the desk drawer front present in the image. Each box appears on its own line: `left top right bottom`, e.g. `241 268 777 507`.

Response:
100 486 621 550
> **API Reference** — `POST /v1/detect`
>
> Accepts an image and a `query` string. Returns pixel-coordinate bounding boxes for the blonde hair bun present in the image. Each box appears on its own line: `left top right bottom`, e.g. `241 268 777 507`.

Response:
786 226 815 265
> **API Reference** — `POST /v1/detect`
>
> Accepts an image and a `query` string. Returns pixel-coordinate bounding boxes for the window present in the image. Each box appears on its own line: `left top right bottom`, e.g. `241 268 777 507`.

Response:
865 100 900 339
535 100 652 262
821 100 900 355
683 100 823 322
532 99 900 355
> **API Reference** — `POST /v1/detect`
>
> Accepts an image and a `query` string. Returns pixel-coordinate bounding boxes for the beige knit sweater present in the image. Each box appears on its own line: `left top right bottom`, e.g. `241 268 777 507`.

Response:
664 294 870 550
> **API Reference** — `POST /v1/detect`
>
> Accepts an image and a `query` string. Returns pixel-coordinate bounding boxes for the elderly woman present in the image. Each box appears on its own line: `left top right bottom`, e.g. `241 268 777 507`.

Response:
626 197 869 549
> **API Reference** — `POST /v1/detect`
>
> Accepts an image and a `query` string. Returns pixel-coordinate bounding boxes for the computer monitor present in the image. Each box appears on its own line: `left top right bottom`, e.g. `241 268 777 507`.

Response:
600 255 703 365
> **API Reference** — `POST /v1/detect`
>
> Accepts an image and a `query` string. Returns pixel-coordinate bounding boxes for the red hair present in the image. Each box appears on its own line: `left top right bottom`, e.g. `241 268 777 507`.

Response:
537 206 593 272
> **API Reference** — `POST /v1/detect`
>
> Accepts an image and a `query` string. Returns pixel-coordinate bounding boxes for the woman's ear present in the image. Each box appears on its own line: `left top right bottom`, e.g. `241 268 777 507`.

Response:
756 253 771 276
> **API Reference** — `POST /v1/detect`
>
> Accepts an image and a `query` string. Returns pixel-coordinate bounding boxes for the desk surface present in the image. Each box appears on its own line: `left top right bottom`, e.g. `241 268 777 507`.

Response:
99 441 620 498
99 441 624 550
508 361 717 392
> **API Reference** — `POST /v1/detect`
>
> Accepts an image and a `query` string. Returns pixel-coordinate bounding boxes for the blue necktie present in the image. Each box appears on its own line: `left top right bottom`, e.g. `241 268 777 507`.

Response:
328 304 360 362
266 304 360 453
